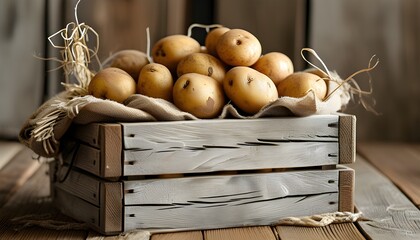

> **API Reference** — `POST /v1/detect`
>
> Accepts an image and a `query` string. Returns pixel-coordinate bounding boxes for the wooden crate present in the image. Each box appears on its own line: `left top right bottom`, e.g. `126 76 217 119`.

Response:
52 114 356 235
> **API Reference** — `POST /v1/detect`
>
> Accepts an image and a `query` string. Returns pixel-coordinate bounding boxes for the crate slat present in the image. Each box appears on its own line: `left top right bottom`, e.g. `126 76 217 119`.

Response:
123 142 338 175
122 115 339 150
123 169 341 231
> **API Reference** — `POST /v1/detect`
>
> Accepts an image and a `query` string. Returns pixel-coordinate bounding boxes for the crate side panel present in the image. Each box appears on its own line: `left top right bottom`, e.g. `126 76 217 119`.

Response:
122 116 339 150
53 187 100 231
124 142 338 175
62 142 101 176
54 165 101 206
123 170 339 230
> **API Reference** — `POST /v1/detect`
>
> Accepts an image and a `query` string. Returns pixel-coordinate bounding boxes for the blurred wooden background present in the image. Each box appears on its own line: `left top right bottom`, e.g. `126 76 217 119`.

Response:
1 0 419 142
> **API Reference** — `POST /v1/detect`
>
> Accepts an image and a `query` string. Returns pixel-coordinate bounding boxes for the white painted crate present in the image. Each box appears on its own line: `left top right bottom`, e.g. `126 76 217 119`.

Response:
52 114 356 235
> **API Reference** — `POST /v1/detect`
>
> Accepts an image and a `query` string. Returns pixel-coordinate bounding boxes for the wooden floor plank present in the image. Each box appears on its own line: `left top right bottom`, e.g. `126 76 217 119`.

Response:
0 141 24 171
204 226 277 240
0 148 41 207
275 223 365 240
358 143 420 207
0 161 88 240
151 231 203 240
351 154 420 240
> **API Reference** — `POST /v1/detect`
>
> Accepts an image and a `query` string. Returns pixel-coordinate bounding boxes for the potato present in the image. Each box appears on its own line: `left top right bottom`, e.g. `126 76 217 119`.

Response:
88 67 136 103
173 73 225 118
177 53 226 84
152 35 201 73
223 66 278 114
204 27 230 57
109 50 149 82
137 63 173 102
276 72 327 100
216 29 262 66
252 52 294 85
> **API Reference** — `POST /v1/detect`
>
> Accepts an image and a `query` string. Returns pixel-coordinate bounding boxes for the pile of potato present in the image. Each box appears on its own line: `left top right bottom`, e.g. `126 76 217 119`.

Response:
88 26 328 118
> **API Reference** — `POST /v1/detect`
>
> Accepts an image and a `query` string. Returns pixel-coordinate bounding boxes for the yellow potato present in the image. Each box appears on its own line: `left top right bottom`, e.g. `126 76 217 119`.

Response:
88 67 136 103
109 50 149 82
216 29 262 66
173 73 225 118
177 53 226 84
204 27 230 57
276 72 327 100
252 52 294 85
223 67 278 114
152 35 201 73
137 63 173 102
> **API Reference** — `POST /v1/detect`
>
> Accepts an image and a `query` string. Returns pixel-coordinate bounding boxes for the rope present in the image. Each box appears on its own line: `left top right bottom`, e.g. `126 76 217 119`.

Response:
274 211 365 227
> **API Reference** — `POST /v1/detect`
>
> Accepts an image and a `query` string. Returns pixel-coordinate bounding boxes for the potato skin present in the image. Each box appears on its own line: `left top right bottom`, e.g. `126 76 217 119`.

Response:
205 27 230 57
177 53 226 84
173 73 225 119
223 66 278 114
252 52 294 85
152 35 201 73
88 67 136 103
109 50 149 82
137 63 173 102
216 29 262 67
276 72 327 100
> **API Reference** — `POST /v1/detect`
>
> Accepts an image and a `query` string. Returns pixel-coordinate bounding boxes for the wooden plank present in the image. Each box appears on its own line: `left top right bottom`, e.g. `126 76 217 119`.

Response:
338 115 356 164
70 143 101 177
275 223 365 240
351 155 420 240
0 148 41 207
122 116 340 149
65 124 122 179
53 165 101 206
124 142 338 175
338 168 354 212
100 124 122 178
124 169 340 231
151 231 203 240
122 115 346 175
204 226 276 240
0 141 24 171
357 143 420 207
53 187 101 232
0 162 87 239
100 182 123 234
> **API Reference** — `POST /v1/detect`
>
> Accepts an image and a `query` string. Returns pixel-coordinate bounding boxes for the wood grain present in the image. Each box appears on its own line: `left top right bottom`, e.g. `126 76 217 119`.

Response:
122 115 343 175
338 115 356 164
204 226 276 240
0 141 23 171
352 154 420 240
101 182 123 234
54 164 101 206
338 168 354 212
124 170 340 231
100 124 122 179
275 223 365 240
124 142 338 175
357 143 420 207
0 148 41 207
0 161 87 239
151 231 203 240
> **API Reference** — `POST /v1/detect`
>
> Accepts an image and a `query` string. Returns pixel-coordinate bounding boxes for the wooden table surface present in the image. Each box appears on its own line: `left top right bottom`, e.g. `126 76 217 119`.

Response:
0 141 419 240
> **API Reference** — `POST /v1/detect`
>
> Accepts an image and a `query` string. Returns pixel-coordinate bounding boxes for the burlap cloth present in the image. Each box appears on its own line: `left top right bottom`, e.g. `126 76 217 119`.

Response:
18 71 349 158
